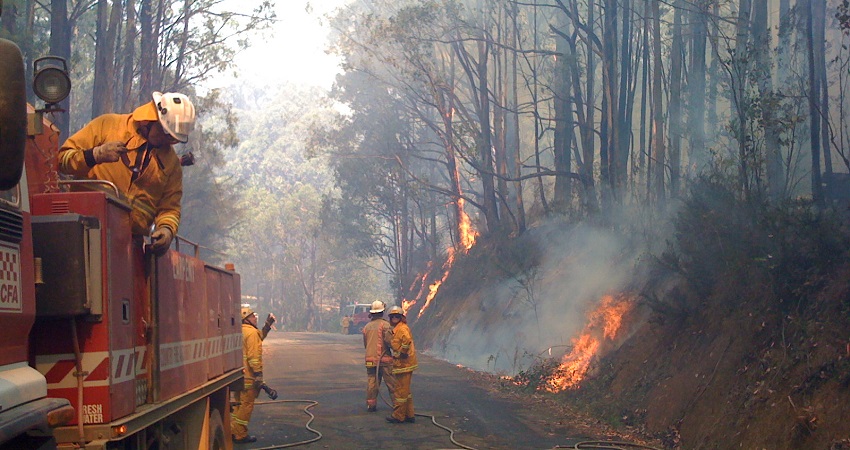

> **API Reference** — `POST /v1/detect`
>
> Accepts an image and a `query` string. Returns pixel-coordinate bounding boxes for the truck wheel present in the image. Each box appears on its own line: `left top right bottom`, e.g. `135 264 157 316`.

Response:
208 408 226 450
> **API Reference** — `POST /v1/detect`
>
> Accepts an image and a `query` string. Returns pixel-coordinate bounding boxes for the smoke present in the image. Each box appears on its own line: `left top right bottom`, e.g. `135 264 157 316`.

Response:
424 220 646 376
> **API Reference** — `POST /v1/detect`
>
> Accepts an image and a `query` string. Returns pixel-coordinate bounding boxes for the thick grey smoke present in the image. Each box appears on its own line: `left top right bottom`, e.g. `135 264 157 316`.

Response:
425 221 643 376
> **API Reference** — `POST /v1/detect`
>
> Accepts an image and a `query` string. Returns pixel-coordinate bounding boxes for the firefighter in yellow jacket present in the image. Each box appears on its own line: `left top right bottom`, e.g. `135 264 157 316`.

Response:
363 300 395 412
58 91 195 255
231 305 265 444
386 305 417 423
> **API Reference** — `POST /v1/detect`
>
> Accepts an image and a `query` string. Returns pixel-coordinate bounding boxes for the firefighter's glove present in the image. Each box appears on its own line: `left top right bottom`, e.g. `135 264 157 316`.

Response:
91 141 128 164
399 352 409 360
150 227 173 256
265 313 276 326
254 372 263 386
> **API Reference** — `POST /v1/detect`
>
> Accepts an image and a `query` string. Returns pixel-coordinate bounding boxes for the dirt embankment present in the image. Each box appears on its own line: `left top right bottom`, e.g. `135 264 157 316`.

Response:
411 210 850 449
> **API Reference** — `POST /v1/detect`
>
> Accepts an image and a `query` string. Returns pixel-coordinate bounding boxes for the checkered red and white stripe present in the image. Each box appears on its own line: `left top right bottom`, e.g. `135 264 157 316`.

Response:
0 242 22 313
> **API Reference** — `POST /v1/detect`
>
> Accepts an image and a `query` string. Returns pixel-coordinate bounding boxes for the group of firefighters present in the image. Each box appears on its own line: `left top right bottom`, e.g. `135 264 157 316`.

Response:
232 300 417 443
59 90 418 443
362 300 419 424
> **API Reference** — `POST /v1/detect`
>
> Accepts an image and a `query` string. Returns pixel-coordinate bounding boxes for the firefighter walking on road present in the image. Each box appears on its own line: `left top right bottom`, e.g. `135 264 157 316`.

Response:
231 305 269 444
363 301 395 412
386 305 417 423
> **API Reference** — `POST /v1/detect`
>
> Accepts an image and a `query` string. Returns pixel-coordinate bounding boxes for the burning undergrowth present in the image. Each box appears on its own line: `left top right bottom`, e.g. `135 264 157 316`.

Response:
510 292 647 392
412 220 650 380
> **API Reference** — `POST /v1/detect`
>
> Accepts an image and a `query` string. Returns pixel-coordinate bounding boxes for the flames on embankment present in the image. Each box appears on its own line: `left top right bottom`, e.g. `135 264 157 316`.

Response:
543 293 637 392
403 213 644 394
402 198 477 318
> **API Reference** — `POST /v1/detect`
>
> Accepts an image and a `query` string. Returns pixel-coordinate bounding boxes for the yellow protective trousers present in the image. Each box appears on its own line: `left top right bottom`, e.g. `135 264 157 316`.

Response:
391 372 414 421
366 365 396 409
231 386 259 439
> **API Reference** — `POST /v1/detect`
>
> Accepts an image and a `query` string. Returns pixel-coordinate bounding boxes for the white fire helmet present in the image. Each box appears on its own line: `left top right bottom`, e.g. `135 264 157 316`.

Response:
241 305 256 320
369 300 385 314
388 305 404 317
152 91 195 143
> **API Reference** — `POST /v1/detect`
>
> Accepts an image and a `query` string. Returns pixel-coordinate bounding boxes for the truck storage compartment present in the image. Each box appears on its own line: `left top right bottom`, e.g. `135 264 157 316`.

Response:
31 214 101 317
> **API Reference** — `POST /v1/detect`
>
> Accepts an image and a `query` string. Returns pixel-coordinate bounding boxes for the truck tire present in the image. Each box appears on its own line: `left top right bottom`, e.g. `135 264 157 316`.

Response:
208 408 226 450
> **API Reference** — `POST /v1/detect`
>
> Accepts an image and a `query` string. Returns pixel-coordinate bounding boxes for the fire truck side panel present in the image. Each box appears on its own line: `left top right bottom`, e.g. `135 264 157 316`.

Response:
225 270 242 372
204 266 243 378
0 209 34 367
205 268 224 378
31 192 137 424
157 252 210 401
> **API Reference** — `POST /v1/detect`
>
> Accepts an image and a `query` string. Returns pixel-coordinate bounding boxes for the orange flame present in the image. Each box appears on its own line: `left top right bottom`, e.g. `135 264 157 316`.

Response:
545 294 634 392
414 199 478 319
457 198 477 251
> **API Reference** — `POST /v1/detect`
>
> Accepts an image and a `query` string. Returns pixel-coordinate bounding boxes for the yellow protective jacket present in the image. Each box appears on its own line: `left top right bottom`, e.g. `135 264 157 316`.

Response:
58 101 182 235
362 318 393 367
241 323 263 388
390 321 417 374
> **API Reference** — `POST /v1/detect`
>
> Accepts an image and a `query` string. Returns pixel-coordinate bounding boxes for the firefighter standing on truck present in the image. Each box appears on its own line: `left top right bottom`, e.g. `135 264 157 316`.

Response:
57 91 195 255
231 305 275 444
386 305 417 423
362 300 395 412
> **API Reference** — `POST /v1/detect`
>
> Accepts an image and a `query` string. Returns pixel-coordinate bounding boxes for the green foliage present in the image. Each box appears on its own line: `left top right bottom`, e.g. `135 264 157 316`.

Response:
669 174 766 297
661 169 850 315
762 204 850 312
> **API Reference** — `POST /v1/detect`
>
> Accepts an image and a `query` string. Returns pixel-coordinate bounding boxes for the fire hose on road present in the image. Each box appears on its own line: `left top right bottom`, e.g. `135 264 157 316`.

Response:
248 398 322 450
246 393 661 450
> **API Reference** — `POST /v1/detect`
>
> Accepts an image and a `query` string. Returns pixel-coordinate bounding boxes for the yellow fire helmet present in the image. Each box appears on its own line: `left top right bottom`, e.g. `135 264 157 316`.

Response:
369 300 385 314
241 305 256 320
387 305 404 316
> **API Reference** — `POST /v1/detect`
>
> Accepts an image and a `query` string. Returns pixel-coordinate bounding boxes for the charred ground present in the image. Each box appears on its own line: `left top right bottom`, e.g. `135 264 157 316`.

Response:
411 178 850 449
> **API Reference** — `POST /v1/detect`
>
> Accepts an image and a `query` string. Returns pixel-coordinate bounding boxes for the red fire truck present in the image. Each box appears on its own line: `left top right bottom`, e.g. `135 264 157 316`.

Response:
1 31 242 450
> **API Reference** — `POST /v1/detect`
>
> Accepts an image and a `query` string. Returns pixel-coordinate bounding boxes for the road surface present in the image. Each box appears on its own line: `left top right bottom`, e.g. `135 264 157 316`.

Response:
243 331 609 450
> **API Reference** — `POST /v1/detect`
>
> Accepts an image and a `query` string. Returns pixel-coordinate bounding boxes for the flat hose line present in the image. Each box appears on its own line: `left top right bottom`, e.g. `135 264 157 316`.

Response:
249 399 322 449
249 398 660 450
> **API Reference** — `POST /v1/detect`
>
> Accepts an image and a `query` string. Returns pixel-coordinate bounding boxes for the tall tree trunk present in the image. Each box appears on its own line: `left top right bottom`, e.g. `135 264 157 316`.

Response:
582 0 598 214
553 9 573 214
173 0 192 90
668 0 683 198
734 0 753 198
138 0 155 104
477 39 500 232
616 0 633 199
600 0 619 207
706 1 720 140
121 0 137 112
506 1 524 232
752 0 784 200
650 0 665 209
92 0 122 117
806 0 823 206
813 0 831 191
532 1 549 215
639 0 650 197
688 0 708 174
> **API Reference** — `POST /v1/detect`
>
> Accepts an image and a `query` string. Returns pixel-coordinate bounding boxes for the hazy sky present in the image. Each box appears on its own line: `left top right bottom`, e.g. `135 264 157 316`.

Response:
209 0 349 89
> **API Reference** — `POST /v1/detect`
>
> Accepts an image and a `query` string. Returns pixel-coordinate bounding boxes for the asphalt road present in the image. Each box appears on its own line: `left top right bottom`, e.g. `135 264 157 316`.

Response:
242 331 591 450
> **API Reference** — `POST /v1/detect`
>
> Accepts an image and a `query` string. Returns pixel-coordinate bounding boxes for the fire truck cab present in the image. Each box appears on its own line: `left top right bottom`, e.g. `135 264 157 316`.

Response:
0 26 243 450
343 303 373 334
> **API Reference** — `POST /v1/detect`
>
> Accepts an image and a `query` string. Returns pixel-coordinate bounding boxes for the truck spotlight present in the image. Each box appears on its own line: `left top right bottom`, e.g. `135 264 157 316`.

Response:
33 56 71 111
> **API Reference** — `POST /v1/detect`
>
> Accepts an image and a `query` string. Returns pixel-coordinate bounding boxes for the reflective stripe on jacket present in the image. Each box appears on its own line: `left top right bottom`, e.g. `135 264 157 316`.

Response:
390 321 417 374
58 101 182 235
362 318 393 367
